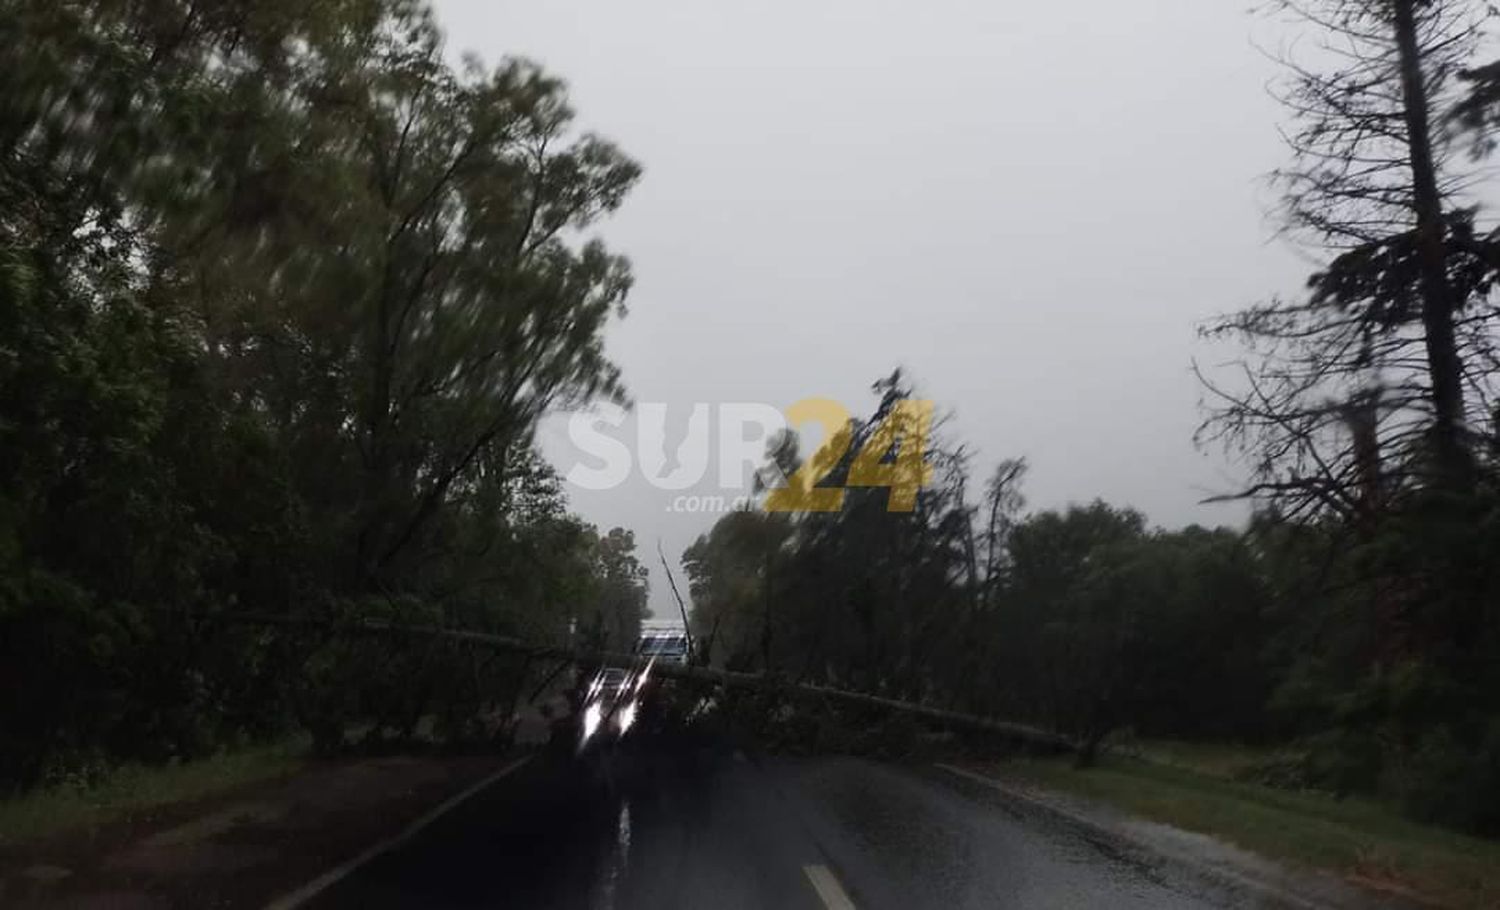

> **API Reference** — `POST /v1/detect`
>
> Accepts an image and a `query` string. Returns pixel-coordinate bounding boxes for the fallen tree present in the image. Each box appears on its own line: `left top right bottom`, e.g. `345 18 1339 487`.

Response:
228 612 1075 754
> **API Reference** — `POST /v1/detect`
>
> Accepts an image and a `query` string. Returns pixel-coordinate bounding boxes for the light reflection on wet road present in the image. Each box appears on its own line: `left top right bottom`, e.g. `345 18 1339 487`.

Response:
309 734 1247 909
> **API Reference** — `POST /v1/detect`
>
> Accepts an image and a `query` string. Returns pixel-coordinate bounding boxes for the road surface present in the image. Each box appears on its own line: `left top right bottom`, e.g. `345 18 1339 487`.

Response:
307 731 1251 909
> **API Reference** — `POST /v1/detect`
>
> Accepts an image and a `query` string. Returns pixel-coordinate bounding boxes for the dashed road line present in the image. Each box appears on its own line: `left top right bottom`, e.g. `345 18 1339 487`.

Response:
803 863 858 910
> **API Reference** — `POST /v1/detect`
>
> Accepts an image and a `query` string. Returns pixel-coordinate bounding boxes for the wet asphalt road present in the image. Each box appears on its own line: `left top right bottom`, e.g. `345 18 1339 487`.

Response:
309 732 1247 910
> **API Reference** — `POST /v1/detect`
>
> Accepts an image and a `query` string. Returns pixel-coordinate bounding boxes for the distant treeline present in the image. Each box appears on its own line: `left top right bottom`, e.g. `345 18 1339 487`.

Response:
685 371 1500 835
0 0 647 789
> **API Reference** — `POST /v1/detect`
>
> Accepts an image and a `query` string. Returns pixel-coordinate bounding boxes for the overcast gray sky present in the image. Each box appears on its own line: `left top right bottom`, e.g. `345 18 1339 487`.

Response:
433 0 1310 615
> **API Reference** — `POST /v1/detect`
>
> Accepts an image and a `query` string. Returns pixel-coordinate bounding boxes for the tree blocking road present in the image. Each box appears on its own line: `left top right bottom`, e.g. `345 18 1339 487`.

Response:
229 612 1075 755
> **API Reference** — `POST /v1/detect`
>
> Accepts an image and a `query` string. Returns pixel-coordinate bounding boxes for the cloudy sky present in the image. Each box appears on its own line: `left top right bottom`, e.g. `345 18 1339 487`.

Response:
432 0 1312 614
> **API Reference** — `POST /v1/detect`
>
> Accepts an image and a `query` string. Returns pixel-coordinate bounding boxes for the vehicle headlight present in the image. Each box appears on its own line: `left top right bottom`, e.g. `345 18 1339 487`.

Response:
582 702 602 741
617 699 637 734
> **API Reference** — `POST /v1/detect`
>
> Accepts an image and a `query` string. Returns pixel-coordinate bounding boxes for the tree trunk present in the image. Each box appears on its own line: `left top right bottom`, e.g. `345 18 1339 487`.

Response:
1392 0 1470 484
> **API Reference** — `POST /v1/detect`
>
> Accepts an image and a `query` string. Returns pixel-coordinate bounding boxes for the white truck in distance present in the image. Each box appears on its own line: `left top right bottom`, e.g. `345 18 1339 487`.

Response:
635 622 691 666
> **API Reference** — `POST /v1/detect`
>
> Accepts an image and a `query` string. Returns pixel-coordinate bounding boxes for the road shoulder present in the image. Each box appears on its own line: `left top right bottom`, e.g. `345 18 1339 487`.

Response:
0 752 524 910
935 762 1422 910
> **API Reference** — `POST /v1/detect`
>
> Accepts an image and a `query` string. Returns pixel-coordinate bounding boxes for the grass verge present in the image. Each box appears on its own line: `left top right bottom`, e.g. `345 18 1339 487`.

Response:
0 739 308 846
985 748 1500 909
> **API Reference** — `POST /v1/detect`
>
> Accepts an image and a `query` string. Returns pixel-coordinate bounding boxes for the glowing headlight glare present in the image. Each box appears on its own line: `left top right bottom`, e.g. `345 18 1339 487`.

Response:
617 699 637 734
582 702 602 741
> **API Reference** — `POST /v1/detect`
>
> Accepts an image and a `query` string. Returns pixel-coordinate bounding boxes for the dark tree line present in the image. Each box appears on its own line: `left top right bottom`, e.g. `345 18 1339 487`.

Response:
684 376 1278 762
0 0 646 789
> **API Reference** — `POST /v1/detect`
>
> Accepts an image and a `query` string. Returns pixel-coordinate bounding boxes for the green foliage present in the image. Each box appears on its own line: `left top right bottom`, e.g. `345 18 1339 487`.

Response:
1392 721 1500 834
683 509 791 667
0 0 644 789
0 738 308 846
584 527 650 649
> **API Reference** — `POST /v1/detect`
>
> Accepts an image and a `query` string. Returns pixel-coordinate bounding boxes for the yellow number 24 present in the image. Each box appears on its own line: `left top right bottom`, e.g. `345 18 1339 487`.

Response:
765 398 933 513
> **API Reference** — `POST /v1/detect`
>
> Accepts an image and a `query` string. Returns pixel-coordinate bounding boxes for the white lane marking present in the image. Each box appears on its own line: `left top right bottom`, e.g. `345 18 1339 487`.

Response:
263 755 533 910
935 762 1004 789
803 863 857 910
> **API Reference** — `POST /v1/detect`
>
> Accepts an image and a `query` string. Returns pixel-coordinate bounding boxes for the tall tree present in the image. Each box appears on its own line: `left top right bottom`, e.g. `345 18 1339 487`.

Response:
581 527 649 651
1201 0 1495 515
1201 1 1500 830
